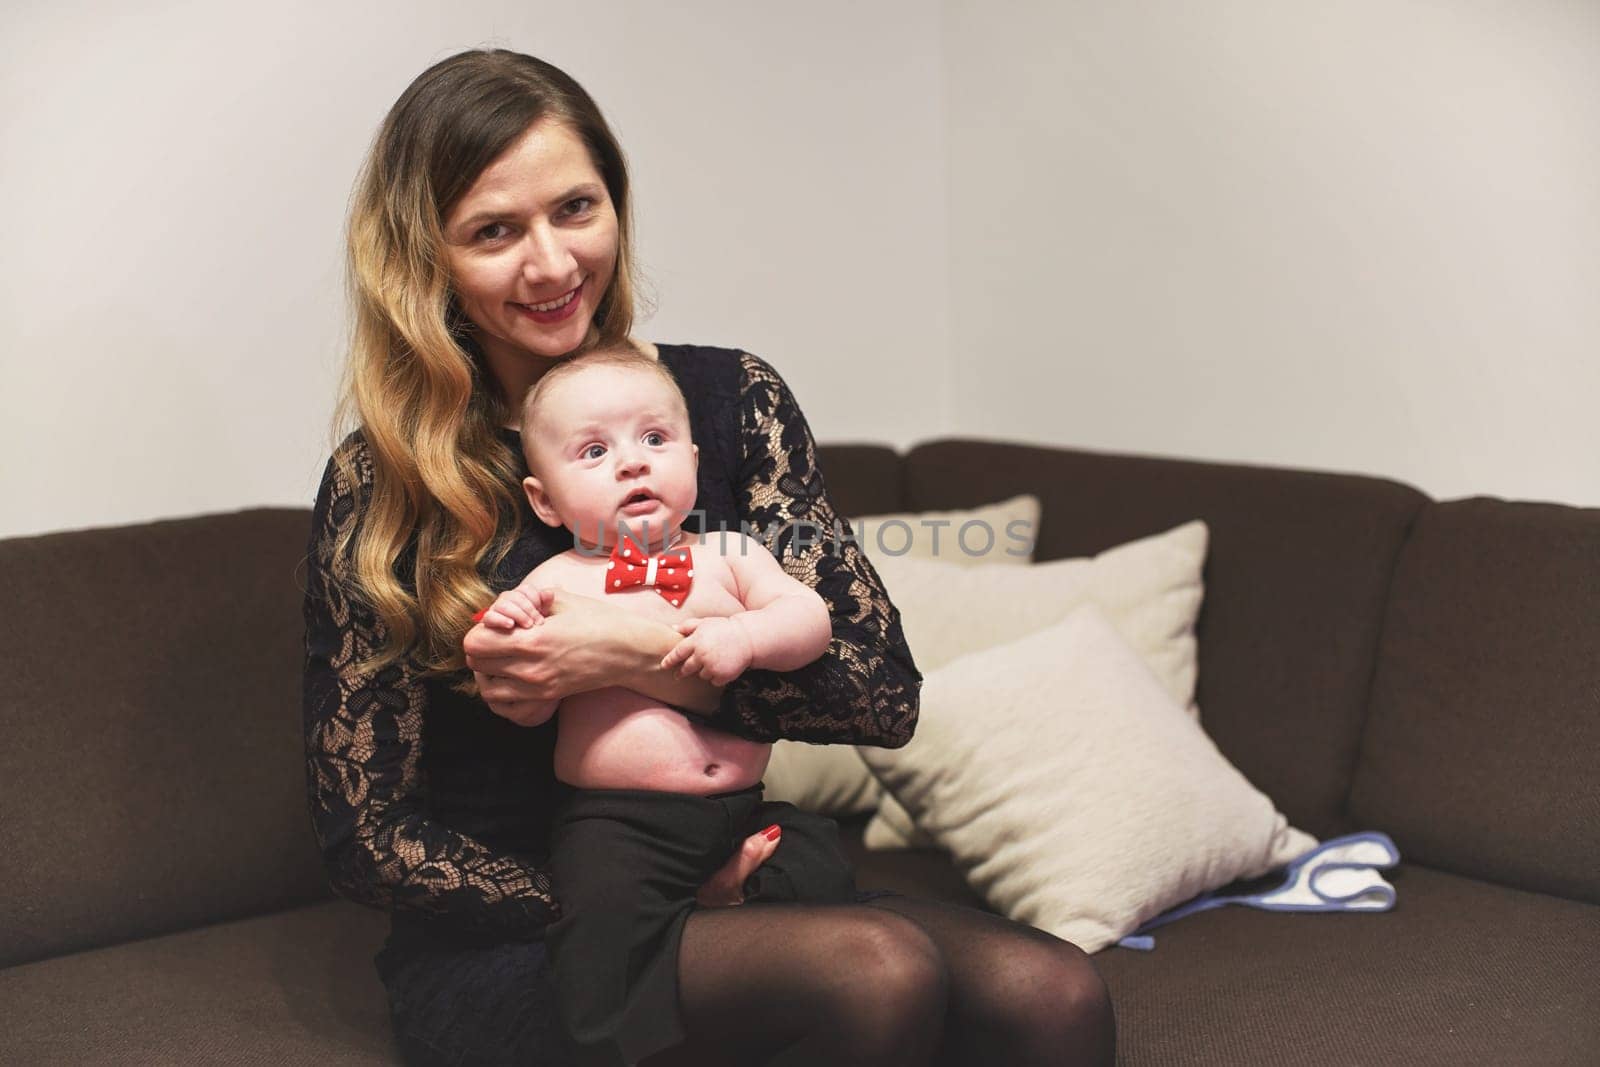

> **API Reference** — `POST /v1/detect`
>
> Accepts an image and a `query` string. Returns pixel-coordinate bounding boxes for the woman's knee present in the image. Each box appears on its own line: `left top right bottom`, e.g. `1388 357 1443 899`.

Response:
820 909 950 1032
998 939 1116 1061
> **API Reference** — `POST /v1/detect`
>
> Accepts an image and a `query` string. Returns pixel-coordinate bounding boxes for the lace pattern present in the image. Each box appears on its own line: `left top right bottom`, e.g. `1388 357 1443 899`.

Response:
708 352 922 747
302 439 560 936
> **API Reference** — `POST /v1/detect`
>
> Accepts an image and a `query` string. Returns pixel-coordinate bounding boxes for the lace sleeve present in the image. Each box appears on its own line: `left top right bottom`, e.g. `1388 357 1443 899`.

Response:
706 352 922 747
302 437 558 937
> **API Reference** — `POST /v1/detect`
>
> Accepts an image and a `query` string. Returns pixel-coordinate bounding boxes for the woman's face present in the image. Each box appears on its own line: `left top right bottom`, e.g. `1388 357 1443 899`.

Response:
441 118 619 396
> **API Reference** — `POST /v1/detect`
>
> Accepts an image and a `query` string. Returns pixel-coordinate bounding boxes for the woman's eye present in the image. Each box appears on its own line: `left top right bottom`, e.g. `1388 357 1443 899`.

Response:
582 444 606 460
563 197 594 217
477 222 510 241
643 431 665 446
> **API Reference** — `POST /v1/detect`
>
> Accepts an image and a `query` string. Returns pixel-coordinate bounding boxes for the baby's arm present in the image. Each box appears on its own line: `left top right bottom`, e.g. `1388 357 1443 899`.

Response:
662 533 832 684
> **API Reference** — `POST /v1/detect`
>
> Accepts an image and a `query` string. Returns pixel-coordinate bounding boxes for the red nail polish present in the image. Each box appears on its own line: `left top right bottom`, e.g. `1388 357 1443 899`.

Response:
762 824 781 841
472 608 488 622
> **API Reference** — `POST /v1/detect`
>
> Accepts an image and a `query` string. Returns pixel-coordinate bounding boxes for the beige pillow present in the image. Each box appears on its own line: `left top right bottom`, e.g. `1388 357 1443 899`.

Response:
852 494 1041 567
858 605 1317 953
760 495 1040 814
863 519 1208 847
759 740 883 816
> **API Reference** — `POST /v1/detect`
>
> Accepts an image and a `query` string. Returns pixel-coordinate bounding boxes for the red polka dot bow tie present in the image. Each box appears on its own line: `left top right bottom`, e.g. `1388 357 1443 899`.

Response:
607 538 694 606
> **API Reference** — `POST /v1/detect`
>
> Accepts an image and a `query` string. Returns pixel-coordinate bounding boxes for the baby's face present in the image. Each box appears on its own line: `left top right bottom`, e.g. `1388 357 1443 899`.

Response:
523 365 698 551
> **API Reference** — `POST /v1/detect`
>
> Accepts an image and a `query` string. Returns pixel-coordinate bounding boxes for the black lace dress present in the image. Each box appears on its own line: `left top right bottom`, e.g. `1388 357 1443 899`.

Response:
302 345 922 1065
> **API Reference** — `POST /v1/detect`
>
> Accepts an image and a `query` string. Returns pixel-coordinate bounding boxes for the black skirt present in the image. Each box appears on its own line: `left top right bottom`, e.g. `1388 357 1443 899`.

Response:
376 782 900 1067
544 782 863 1066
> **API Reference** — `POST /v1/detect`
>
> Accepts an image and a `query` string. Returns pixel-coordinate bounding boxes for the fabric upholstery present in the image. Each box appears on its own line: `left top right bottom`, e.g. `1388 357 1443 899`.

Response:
0 509 332 968
1093 863 1600 1066
1350 497 1600 903
903 439 1428 840
812 443 905 519
0 900 393 1065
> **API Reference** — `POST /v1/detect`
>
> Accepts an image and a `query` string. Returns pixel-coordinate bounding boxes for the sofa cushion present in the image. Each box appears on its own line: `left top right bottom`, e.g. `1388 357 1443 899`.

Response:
0 509 331 968
903 439 1428 840
1093 864 1600 1066
0 900 393 1064
1349 498 1600 903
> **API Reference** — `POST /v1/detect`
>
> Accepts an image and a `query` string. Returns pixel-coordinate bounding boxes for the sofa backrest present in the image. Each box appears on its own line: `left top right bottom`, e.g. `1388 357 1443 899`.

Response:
1349 497 1600 904
881 439 1428 842
0 509 330 968
820 439 1599 902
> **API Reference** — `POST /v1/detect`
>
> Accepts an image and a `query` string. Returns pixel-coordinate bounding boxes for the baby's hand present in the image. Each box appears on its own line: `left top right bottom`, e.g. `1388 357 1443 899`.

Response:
660 616 755 686
474 586 556 631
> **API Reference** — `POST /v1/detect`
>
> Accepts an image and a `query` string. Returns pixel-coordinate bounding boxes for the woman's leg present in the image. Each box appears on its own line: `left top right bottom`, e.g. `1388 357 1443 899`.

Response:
863 895 1116 1067
640 902 950 1067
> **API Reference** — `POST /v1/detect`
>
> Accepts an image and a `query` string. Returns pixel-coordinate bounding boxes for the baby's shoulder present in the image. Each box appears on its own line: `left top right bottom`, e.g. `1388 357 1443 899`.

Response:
525 548 592 584
692 528 772 559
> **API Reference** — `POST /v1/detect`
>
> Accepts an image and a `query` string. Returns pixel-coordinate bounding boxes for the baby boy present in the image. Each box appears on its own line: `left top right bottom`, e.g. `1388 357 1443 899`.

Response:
476 346 860 1065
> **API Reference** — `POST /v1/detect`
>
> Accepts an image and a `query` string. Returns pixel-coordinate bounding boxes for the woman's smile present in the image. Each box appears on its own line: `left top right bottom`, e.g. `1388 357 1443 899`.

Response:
513 280 586 324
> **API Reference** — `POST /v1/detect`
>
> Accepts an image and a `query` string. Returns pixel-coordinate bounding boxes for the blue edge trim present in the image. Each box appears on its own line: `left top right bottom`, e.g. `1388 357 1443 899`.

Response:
1115 831 1401 951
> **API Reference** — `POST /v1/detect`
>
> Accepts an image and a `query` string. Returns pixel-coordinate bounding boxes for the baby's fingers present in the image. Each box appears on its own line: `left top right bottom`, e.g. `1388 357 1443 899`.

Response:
480 609 516 631
659 637 693 671
673 647 705 679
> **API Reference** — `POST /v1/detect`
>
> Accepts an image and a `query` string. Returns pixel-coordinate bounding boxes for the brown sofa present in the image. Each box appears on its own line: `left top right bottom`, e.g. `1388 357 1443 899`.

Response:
3 438 1596 1065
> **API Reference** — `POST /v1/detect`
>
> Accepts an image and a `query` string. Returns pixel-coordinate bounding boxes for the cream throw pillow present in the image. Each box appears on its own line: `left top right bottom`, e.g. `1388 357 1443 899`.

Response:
760 495 1040 815
858 605 1317 953
864 519 1208 847
851 494 1041 567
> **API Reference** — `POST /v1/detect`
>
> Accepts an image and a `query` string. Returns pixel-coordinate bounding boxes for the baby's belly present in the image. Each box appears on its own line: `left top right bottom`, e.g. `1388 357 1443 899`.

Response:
554 687 771 794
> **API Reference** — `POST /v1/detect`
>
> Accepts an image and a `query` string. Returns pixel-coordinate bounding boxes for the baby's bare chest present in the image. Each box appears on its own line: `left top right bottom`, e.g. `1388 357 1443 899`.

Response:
545 543 744 621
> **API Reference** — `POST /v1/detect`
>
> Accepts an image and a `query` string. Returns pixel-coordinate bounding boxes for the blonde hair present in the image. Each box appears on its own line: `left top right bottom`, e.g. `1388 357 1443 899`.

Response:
329 49 640 679
518 346 688 475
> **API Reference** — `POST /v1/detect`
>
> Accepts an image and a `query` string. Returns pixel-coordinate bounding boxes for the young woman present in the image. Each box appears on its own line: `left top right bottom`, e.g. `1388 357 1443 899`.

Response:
303 47 1114 1066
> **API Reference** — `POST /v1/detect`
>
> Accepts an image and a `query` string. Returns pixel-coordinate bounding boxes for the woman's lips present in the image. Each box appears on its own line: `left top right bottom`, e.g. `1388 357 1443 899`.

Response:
512 281 583 324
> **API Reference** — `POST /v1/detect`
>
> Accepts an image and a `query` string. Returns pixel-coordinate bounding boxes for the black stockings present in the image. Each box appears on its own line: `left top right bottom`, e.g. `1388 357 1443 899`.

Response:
639 896 1115 1067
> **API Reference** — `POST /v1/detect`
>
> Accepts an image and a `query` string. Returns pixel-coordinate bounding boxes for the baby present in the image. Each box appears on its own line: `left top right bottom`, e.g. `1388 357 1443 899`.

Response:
475 346 860 1066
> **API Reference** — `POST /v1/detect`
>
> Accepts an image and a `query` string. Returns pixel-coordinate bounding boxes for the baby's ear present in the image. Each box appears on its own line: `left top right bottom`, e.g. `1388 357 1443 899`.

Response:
691 443 699 469
523 475 561 528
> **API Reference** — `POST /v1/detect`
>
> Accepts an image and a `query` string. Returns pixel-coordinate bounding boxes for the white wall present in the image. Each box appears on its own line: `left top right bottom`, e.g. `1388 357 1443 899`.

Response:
941 0 1600 506
0 0 948 538
6 2 1598 541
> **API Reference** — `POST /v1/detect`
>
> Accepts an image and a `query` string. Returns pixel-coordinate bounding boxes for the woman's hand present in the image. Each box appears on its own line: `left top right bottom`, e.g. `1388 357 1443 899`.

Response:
463 589 726 723
695 824 782 907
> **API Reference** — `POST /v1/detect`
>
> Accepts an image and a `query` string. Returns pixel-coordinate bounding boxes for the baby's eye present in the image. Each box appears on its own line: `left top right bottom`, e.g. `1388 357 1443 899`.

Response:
582 443 606 460
642 431 665 447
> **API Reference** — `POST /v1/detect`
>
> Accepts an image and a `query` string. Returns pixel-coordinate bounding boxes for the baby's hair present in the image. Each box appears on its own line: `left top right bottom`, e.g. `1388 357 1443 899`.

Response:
518 345 689 470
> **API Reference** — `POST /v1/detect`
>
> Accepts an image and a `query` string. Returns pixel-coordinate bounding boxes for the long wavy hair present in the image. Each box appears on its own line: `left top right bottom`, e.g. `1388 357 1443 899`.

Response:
329 48 639 679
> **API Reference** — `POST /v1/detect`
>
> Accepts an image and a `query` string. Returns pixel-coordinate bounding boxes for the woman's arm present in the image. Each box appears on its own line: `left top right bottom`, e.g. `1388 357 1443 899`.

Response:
466 590 725 714
302 441 557 937
693 352 923 747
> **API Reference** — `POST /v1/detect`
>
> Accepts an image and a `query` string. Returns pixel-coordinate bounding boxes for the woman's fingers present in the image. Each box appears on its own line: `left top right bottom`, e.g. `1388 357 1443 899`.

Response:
696 825 782 907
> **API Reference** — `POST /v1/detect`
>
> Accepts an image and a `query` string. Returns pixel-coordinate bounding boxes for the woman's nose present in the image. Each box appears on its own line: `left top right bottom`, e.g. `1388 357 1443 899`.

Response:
520 225 577 284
